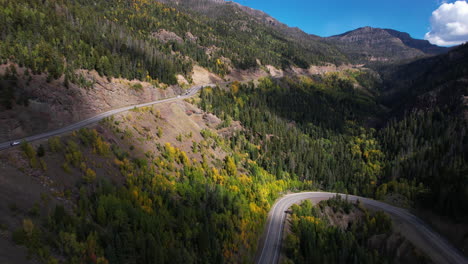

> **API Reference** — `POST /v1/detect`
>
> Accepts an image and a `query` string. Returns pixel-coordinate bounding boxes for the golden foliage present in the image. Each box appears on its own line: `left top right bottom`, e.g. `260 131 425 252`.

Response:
22 218 34 237
230 81 240 94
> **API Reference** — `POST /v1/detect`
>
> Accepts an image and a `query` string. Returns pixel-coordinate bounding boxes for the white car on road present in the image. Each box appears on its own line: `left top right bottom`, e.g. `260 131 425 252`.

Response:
10 141 21 146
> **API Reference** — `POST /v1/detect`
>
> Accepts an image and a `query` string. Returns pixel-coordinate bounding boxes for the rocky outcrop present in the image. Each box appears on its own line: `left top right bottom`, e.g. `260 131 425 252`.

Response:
151 29 183 43
185 32 198 42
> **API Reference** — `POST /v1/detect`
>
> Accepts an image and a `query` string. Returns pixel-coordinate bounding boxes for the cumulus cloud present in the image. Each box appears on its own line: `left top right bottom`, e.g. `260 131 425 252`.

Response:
425 1 468 46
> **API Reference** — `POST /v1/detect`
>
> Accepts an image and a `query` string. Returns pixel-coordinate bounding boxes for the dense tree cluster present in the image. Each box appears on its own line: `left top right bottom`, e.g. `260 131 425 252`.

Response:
200 76 385 196
14 127 309 263
200 75 468 221
285 197 396 264
0 0 189 84
379 110 468 219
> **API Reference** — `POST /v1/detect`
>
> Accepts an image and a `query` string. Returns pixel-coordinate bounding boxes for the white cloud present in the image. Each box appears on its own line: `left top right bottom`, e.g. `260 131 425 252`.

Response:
425 1 468 46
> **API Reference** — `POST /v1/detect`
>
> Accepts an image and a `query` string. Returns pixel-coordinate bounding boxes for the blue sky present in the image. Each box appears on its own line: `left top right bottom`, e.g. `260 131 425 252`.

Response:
233 0 452 39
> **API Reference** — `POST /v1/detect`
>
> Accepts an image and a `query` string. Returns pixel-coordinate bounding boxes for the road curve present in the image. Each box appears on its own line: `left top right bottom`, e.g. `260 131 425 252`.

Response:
0 84 217 151
256 192 468 264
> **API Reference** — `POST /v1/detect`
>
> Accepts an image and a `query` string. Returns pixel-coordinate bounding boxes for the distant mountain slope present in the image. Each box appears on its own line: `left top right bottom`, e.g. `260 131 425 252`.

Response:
226 1 323 42
158 0 322 40
383 29 448 54
156 0 349 68
164 2 448 68
326 27 449 64
381 43 468 117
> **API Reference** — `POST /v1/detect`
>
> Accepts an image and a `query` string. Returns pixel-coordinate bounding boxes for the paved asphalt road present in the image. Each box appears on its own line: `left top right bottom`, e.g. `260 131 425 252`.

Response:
0 84 216 151
256 192 468 264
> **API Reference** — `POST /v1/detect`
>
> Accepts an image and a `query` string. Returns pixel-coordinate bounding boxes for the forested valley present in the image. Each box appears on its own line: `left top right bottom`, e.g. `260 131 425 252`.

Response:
199 72 467 221
0 0 467 263
4 59 466 264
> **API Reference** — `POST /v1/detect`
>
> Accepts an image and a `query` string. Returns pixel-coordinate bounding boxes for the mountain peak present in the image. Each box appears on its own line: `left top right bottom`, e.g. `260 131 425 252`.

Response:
358 26 377 31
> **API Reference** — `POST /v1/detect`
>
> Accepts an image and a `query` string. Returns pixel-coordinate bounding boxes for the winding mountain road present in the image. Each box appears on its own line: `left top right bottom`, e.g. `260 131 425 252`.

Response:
0 84 216 151
256 192 468 264
2 83 466 264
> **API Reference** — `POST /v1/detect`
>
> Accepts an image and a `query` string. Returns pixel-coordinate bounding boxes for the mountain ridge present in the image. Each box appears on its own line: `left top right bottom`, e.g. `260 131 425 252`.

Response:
156 1 449 66
326 26 449 64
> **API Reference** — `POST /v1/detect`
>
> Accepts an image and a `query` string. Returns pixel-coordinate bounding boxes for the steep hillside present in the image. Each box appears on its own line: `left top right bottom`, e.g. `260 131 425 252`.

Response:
0 0 347 88
0 0 350 143
372 44 468 251
0 65 180 141
154 0 347 67
0 99 304 264
326 27 448 64
381 43 468 118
